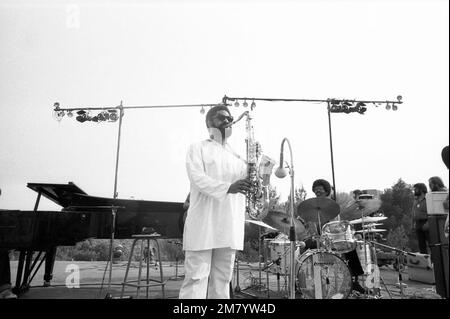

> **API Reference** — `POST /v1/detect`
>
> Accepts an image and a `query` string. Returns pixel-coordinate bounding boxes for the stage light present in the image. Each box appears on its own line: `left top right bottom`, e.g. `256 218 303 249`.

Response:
108 110 118 122
386 103 391 110
67 111 73 118
76 115 88 123
97 112 105 121
200 106 205 114
243 100 248 108
53 109 65 121
392 104 398 111
331 99 340 105
76 110 89 123
234 101 240 107
343 101 352 106
397 95 402 102
251 100 256 109
53 102 60 110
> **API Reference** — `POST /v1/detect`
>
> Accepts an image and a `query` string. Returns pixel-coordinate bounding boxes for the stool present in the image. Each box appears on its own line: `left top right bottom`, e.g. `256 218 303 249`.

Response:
120 234 166 299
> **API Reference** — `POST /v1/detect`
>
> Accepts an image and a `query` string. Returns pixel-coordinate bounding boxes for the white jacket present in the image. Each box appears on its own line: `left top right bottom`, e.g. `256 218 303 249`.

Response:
183 139 247 251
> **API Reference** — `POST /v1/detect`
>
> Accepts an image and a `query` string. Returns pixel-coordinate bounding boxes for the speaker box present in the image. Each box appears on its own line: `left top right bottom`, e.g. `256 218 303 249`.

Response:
428 215 449 298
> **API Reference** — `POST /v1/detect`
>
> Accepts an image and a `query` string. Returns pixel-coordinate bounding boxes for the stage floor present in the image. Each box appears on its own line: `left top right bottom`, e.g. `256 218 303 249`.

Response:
10 260 443 299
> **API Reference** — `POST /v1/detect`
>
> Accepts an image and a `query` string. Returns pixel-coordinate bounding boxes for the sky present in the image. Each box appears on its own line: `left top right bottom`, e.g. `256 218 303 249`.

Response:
0 0 448 211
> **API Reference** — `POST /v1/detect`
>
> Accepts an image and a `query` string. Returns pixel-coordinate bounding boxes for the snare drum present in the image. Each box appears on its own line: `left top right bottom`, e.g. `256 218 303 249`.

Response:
296 250 352 299
321 220 357 254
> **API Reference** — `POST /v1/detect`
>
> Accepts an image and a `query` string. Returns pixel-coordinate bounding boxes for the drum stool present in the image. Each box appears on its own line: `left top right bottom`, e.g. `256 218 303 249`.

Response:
120 234 166 299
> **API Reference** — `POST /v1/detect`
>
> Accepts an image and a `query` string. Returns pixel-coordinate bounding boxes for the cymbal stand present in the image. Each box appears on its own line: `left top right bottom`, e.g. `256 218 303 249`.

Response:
258 226 263 291
234 257 241 293
360 214 371 298
369 241 413 299
168 240 184 281
370 237 390 298
265 241 270 298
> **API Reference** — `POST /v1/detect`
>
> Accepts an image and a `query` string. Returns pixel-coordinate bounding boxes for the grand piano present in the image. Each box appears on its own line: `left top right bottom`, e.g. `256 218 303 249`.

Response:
0 182 186 295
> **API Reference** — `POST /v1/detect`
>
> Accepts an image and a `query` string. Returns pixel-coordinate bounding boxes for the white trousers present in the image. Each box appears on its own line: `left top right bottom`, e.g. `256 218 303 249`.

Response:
179 248 236 299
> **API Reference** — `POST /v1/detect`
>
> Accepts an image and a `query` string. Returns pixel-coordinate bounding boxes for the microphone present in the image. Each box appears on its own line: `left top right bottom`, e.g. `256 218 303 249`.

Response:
275 165 287 178
275 142 287 178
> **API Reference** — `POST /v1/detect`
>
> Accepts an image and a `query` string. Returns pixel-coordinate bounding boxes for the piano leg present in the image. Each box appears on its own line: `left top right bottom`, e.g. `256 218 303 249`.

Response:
13 250 26 294
44 247 57 287
20 250 33 292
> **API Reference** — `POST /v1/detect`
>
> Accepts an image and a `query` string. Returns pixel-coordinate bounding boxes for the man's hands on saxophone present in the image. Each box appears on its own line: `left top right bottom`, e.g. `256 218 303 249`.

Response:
228 179 251 195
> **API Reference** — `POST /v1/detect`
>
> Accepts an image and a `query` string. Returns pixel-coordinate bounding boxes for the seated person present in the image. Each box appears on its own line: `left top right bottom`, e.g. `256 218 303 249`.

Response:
299 179 365 294
0 188 17 299
0 250 16 299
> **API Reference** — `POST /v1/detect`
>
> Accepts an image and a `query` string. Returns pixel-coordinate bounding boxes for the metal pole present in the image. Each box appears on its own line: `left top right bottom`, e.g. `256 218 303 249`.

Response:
113 102 124 199
284 138 296 299
327 102 337 203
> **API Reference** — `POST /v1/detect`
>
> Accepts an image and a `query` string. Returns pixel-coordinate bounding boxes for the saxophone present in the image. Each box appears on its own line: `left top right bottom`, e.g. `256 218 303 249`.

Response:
233 111 276 220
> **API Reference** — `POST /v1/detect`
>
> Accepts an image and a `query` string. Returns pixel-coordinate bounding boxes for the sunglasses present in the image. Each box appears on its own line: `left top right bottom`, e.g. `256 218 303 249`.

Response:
214 114 234 123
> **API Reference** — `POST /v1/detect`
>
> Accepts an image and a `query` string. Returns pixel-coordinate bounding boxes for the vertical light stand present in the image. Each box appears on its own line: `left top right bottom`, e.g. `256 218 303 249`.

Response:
113 102 124 199
105 102 123 299
105 206 117 298
326 101 338 205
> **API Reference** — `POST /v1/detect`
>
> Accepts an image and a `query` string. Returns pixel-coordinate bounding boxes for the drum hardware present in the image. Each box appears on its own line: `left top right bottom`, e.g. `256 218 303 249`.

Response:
234 257 241 293
369 241 416 299
167 240 184 281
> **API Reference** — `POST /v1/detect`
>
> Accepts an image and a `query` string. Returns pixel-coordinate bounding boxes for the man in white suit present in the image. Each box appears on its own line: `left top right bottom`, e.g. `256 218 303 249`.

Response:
179 105 249 299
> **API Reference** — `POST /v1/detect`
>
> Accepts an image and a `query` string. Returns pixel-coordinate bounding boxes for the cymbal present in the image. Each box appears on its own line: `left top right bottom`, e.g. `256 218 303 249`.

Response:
340 199 382 221
355 229 387 233
296 197 340 224
362 223 383 228
263 210 308 241
349 216 387 225
246 219 278 231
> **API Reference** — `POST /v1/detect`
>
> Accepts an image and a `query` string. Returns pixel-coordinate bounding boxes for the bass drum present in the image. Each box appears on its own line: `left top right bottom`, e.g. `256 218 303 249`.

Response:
296 250 352 299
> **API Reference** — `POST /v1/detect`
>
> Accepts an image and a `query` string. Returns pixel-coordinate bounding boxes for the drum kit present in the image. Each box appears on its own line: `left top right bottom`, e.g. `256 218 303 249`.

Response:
243 196 389 299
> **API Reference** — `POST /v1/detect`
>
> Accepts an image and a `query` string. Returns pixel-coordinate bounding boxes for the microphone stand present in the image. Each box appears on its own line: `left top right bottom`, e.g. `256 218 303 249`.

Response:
276 138 296 299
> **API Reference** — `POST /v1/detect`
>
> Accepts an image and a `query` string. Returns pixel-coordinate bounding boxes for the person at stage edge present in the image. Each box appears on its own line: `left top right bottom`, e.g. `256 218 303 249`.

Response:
179 105 250 299
0 188 18 299
411 183 429 254
441 146 449 238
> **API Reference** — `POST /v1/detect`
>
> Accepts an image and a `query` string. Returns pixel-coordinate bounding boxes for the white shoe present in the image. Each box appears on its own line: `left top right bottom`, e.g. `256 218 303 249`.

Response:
0 289 17 299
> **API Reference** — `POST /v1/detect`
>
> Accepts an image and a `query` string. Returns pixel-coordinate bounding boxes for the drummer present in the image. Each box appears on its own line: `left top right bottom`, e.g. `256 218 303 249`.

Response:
300 179 366 294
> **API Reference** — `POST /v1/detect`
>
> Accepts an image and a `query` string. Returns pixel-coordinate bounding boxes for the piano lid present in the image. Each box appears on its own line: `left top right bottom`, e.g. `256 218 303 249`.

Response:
66 192 184 213
27 182 87 208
